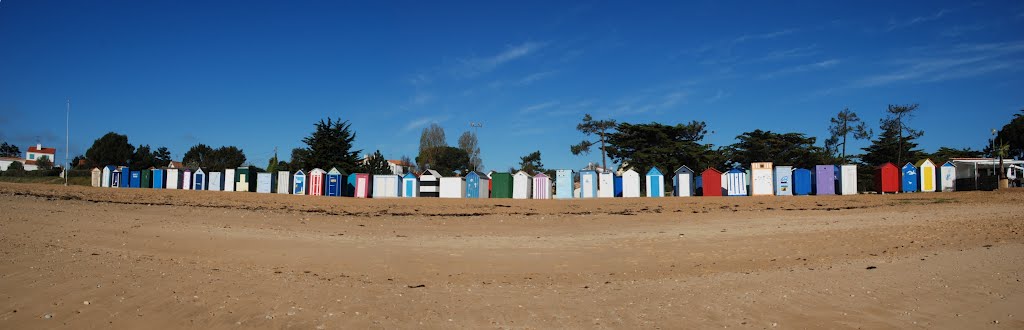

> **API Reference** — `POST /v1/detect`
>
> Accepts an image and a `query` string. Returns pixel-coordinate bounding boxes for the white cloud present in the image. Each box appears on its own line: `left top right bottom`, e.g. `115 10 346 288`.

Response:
520 101 561 114
410 91 434 106
758 59 840 79
887 9 951 31
402 116 450 133
705 90 728 104
454 41 547 78
852 41 1024 88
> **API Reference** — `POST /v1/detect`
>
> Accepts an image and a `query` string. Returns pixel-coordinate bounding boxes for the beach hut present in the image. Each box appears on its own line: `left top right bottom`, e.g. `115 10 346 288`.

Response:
439 176 466 198
326 168 343 197
489 172 513 198
618 169 638 198
233 167 249 192
402 172 419 197
813 165 835 195
152 168 165 189
352 173 371 198
101 166 115 187
276 171 291 194
193 168 207 190
837 165 857 195
466 171 489 198
774 166 793 196
876 163 899 194
673 166 694 197
418 169 442 197
141 169 152 188
308 168 326 196
532 172 551 199
940 161 956 192
513 171 533 199
916 159 937 192
166 168 180 189
579 170 598 198
256 172 273 193
700 168 723 196
90 168 102 187
223 168 235 192
613 175 623 197
645 168 664 198
792 168 812 195
598 172 614 198
344 172 356 197
209 171 222 191
111 168 121 187
292 170 307 195
372 174 400 198
725 168 748 196
128 171 141 188
750 162 773 196
182 169 193 190
119 166 130 188
555 170 574 199
901 162 919 193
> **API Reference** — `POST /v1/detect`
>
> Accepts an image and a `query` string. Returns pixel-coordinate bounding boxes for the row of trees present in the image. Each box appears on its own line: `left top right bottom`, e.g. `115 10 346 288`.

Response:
414 123 481 176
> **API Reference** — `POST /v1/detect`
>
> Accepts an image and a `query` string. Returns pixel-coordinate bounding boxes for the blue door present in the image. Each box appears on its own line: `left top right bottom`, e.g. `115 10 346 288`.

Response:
793 169 812 195
651 176 661 197
153 170 164 189
467 177 479 198
294 176 305 194
404 180 413 197
195 173 205 190
130 171 141 188
327 174 340 196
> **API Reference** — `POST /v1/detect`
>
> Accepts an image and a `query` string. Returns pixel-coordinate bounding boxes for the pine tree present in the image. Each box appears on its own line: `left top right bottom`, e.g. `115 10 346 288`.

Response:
294 118 361 173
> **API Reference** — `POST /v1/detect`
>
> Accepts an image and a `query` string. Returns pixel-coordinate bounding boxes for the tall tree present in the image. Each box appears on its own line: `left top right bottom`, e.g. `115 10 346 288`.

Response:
417 123 447 170
420 146 470 176
570 114 617 171
825 108 872 161
516 150 544 175
458 131 482 172
989 109 1024 160
85 132 135 166
883 104 924 166
183 144 246 171
0 142 20 157
360 150 392 174
860 113 924 167
35 155 53 170
727 129 834 170
605 121 714 174
293 118 361 173
153 147 172 166
71 154 88 169
182 144 215 168
266 153 279 173
130 145 159 170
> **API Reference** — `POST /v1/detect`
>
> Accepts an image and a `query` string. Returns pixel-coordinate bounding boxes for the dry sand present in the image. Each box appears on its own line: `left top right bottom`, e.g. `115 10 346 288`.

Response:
0 182 1022 329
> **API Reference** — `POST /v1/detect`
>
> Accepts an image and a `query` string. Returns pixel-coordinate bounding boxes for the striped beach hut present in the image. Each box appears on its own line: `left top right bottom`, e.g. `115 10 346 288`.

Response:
813 165 835 195
620 169 640 198
532 172 551 199
579 170 598 198
598 171 615 198
256 172 273 193
916 159 937 193
940 161 956 192
793 168 812 195
774 166 793 196
292 170 307 195
193 168 207 190
876 163 899 194
466 171 489 198
725 168 747 196
402 172 419 197
645 168 664 197
326 168 343 197
439 176 465 198
209 171 222 191
352 173 371 198
555 169 574 199
901 162 918 193
276 171 291 194
308 168 326 196
419 169 442 197
513 171 533 199
700 168 723 196
223 168 235 192
750 162 773 196
673 166 694 197
837 165 857 195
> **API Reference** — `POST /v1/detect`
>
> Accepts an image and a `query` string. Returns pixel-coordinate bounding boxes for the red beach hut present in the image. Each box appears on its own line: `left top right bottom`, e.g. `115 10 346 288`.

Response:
876 162 898 194
701 168 723 196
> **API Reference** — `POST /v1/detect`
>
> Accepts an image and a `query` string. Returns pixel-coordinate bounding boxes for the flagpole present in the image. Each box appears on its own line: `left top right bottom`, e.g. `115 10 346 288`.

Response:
65 97 70 186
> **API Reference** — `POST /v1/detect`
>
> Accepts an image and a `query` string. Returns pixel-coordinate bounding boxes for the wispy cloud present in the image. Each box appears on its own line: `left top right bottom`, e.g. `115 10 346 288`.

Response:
852 41 1024 88
402 116 450 133
597 89 689 117
489 70 559 89
732 29 799 43
753 45 819 62
705 90 729 104
887 9 951 31
453 41 547 78
940 23 987 38
410 91 434 106
685 28 800 57
758 59 840 79
519 101 561 114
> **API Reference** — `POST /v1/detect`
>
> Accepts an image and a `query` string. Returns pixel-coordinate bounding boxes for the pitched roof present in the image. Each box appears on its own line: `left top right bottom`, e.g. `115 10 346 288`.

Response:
168 161 184 168
914 158 935 167
387 159 413 167
28 146 56 154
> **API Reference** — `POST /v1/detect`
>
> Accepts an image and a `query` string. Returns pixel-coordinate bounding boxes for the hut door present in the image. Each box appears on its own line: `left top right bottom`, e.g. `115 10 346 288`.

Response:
357 177 367 197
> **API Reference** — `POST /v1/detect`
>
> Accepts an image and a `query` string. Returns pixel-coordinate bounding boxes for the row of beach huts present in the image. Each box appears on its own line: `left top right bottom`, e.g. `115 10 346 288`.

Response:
88 159 959 198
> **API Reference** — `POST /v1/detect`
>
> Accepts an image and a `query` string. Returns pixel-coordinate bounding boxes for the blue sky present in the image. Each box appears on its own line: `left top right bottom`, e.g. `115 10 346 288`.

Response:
1 1 1022 170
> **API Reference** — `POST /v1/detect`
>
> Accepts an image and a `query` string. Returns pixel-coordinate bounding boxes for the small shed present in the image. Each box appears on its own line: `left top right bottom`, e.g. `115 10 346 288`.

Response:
419 169 442 197
837 164 857 195
141 169 152 188
352 173 371 198
209 171 222 191
598 172 614 198
308 168 326 196
91 168 102 187
901 162 919 193
326 168 343 197
402 172 419 197
344 172 356 197
292 170 307 195
223 168 236 192
490 172 513 198
256 172 273 193
234 167 248 192
372 174 400 198
119 167 130 188
814 165 835 195
152 168 165 189
619 169 639 197
181 169 193 190
532 172 551 199
701 168 723 196
101 166 115 188
673 166 694 197
793 168 812 195
555 169 574 199
613 175 623 197
166 168 180 189
579 170 598 198
111 169 122 187
276 171 291 194
725 168 748 196
916 159 937 192
193 168 207 190
465 171 489 198
939 161 956 192
750 162 774 196
645 168 664 197
128 170 140 188
774 166 793 196
439 176 465 198
513 171 533 199
876 163 899 194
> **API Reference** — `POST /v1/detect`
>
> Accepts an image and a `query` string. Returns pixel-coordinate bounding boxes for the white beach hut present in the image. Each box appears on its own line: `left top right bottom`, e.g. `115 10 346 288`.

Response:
838 165 858 195
673 166 694 197
256 172 273 193
598 171 614 198
750 162 774 196
774 166 793 196
580 170 598 198
513 171 533 199
622 169 641 198
276 171 291 194
916 159 937 193
209 171 223 191
725 168 748 196
101 166 115 188
223 168 236 192
940 161 956 192
166 168 180 190
372 174 401 198
439 176 466 198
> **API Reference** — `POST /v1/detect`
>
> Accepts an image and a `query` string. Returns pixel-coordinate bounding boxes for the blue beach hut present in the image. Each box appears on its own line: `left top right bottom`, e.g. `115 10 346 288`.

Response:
901 162 919 192
646 167 665 197
129 170 141 188
402 172 418 197
193 168 207 190
579 170 598 198
466 171 489 198
326 167 343 197
555 169 574 199
292 170 307 195
152 168 165 189
793 168 812 196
